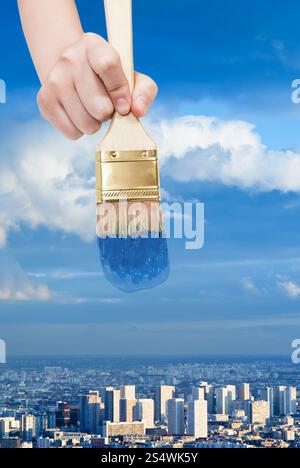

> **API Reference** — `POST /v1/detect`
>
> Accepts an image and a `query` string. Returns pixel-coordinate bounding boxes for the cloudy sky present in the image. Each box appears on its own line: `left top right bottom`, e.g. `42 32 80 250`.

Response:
1 0 300 357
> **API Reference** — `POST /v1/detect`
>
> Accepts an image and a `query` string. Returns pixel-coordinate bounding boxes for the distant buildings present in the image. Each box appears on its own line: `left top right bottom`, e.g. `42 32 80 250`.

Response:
0 358 299 448
103 421 145 437
135 399 155 429
155 386 175 422
167 399 185 435
187 400 208 439
250 401 270 425
274 386 297 416
80 391 102 434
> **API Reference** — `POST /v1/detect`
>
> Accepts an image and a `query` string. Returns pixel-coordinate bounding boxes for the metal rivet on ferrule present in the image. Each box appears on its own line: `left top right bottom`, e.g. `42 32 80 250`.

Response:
111 152 118 158
142 151 148 157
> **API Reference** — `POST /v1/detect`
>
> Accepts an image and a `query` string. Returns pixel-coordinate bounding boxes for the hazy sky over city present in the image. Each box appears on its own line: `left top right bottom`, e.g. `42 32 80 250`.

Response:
1 0 300 356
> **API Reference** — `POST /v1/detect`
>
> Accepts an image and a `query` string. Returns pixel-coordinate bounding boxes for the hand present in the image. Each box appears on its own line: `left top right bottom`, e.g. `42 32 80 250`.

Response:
37 33 158 140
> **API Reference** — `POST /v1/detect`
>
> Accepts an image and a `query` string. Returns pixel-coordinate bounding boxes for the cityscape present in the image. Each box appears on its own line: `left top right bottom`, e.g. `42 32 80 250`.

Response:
0 356 299 449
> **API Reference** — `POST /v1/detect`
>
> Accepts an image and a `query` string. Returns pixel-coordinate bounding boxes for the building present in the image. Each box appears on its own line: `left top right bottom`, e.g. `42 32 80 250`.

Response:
104 388 121 423
167 399 185 435
250 400 270 425
202 383 215 414
103 421 145 437
192 387 205 401
56 402 71 428
119 398 136 423
215 386 235 415
238 383 250 401
258 387 274 418
155 385 175 422
134 399 155 429
21 415 36 442
274 386 297 416
187 399 208 439
80 391 102 434
0 438 21 449
0 418 20 439
120 385 135 400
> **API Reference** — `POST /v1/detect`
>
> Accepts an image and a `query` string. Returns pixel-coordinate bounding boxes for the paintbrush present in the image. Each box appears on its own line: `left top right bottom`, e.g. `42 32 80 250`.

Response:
95 0 169 292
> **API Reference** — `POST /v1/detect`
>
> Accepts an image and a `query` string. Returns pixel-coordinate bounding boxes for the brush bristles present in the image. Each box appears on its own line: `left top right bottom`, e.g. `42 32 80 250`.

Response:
96 200 163 238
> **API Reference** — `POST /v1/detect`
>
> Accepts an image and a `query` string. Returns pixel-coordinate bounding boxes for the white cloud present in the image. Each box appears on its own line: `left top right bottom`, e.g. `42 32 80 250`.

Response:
241 277 259 293
0 258 51 302
278 280 300 299
1 113 300 245
149 115 300 192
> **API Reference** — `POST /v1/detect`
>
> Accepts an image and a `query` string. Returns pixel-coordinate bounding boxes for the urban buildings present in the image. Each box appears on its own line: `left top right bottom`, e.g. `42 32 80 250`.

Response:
0 356 299 448
155 385 175 422
167 399 185 435
187 400 208 438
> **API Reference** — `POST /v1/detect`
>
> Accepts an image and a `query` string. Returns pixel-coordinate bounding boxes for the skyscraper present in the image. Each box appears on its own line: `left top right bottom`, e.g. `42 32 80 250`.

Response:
56 401 71 428
21 415 36 442
120 398 137 423
238 383 250 401
187 399 207 439
80 390 101 434
134 399 155 429
192 387 205 401
258 387 274 418
155 386 175 422
274 386 297 416
167 399 185 435
215 386 235 415
120 385 136 400
104 388 121 423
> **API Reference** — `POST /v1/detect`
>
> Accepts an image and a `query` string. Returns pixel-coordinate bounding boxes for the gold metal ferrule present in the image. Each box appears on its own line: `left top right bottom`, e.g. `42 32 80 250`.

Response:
95 150 160 203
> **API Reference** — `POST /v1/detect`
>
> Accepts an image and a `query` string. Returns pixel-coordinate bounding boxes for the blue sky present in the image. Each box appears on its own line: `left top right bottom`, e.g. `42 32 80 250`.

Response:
1 0 300 357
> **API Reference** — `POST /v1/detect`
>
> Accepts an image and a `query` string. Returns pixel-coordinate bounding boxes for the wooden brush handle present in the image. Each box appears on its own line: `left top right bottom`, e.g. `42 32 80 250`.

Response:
104 0 134 94
98 0 156 151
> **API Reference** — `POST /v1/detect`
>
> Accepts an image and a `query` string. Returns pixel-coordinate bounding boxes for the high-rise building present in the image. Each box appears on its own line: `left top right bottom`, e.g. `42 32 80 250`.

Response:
120 386 136 400
80 390 102 434
155 386 175 422
56 401 71 428
119 398 136 423
134 399 155 429
167 399 185 435
202 384 215 414
226 385 236 413
21 415 36 442
104 388 121 423
192 387 205 401
238 383 250 401
187 399 207 439
274 386 297 416
215 386 235 415
250 401 270 425
258 387 274 418
0 418 20 439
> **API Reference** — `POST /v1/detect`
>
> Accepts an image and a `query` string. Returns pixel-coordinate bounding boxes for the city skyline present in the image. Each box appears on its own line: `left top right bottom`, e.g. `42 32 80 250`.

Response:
0 356 299 448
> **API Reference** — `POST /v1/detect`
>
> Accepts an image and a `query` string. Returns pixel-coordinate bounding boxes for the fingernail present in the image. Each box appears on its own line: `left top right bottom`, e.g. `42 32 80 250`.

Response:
116 98 130 115
135 96 148 114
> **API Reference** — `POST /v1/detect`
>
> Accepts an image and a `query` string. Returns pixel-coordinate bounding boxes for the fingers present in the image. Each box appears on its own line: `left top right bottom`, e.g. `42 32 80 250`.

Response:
86 33 131 115
73 65 114 123
131 72 158 117
37 88 83 140
58 83 102 136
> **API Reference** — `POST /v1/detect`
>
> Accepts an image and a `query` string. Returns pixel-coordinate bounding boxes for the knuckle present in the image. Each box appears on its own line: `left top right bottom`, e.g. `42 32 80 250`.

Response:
59 48 76 65
99 51 120 73
67 130 83 141
100 101 114 121
37 88 54 115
